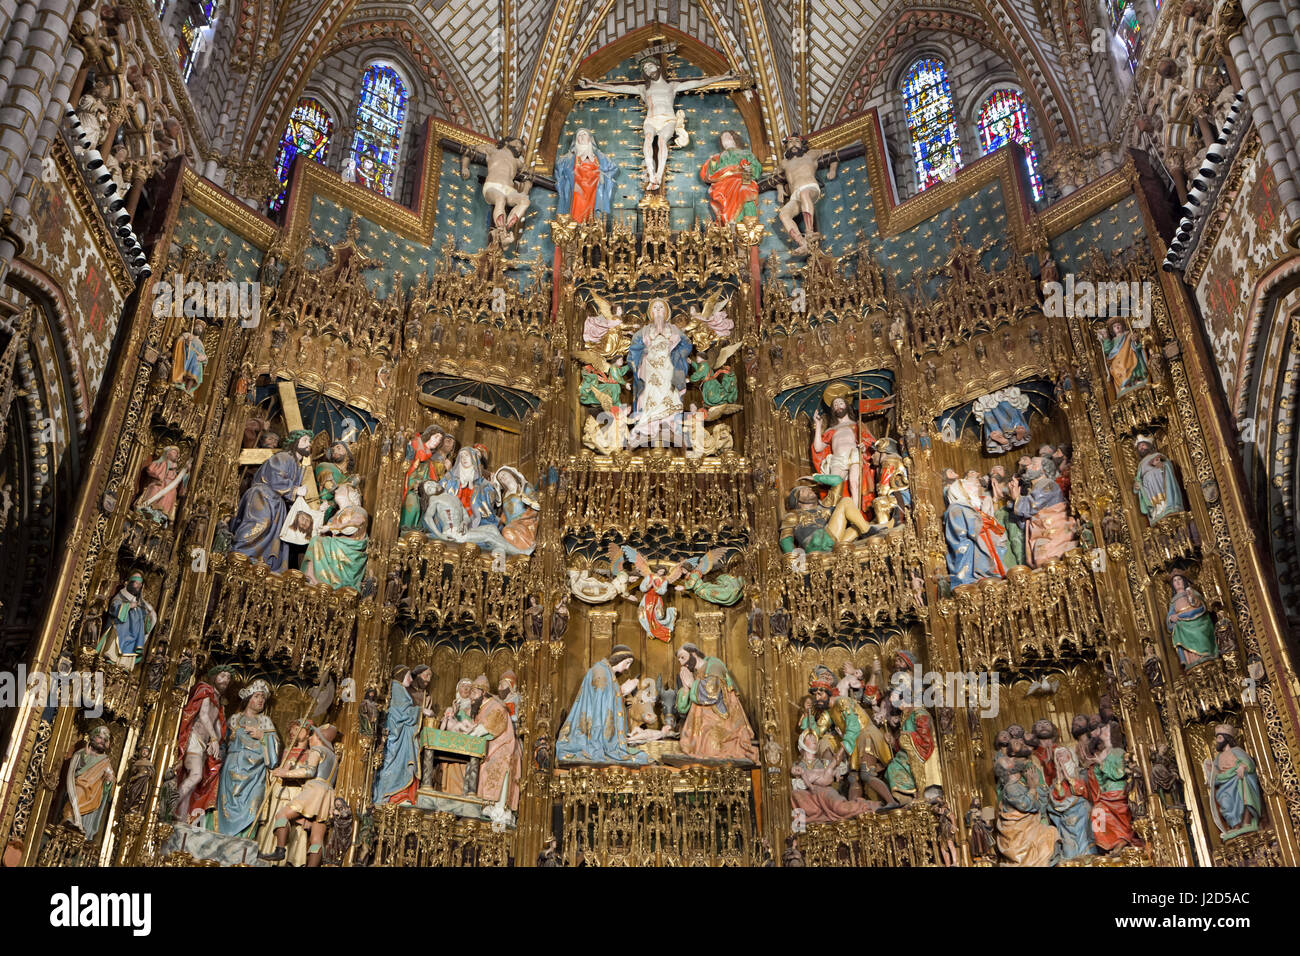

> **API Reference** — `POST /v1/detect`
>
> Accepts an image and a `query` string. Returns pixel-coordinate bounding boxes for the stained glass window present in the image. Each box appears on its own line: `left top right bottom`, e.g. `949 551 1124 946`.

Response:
977 89 1044 201
902 58 962 192
176 1 219 81
1108 0 1142 72
348 64 409 198
269 98 333 213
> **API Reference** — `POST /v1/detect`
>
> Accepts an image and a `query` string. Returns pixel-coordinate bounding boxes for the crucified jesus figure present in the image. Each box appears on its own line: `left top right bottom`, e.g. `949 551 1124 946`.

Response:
577 59 734 191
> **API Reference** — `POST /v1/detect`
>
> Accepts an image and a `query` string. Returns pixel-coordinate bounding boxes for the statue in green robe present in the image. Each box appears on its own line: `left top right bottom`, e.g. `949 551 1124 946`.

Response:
301 483 369 590
1166 572 1218 669
314 441 353 522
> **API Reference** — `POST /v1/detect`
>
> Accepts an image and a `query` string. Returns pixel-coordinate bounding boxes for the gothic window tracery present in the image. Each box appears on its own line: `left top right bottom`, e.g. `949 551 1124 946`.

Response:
269 98 334 212
349 63 409 198
902 57 963 191
977 88 1044 200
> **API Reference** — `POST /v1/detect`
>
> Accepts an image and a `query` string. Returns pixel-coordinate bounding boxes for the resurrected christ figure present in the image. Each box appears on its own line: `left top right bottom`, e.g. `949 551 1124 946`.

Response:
577 59 734 191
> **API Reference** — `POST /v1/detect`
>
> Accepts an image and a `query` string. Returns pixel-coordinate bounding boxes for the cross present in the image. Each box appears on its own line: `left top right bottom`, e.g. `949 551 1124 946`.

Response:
417 393 522 448
573 54 748 192
237 379 319 501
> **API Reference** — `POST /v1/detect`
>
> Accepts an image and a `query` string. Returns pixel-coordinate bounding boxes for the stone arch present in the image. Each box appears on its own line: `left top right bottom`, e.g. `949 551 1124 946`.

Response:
0 279 85 680
534 23 767 173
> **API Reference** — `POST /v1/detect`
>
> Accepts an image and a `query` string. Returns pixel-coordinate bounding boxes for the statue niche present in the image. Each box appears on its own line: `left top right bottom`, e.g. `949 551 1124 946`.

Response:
576 292 739 456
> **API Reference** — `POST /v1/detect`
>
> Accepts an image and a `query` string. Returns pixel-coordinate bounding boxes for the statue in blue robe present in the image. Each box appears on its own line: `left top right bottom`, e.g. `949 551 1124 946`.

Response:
1205 724 1263 839
973 387 1031 454
627 298 693 437
1034 723 1095 861
943 474 1007 587
373 666 430 805
215 680 280 838
554 128 619 223
1133 436 1185 525
228 431 311 571
557 648 652 765
442 446 500 529
100 571 156 668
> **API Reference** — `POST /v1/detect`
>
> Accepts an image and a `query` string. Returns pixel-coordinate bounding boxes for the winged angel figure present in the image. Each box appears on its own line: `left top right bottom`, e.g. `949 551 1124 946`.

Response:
595 544 743 642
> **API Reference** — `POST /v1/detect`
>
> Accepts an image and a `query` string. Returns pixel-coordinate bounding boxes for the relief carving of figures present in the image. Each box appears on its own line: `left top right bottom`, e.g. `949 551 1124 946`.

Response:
415 447 539 556
1204 722 1264 840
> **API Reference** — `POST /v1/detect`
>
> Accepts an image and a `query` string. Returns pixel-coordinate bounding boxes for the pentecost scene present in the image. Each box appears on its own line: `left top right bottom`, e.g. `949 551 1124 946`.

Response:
0 0 1299 886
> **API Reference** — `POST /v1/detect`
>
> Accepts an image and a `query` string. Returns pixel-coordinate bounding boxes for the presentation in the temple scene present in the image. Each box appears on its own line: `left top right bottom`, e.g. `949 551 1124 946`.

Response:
0 0 1297 928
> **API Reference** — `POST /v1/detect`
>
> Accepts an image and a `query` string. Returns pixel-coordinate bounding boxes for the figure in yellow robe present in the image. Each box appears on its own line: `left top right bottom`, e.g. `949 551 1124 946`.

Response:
674 644 758 763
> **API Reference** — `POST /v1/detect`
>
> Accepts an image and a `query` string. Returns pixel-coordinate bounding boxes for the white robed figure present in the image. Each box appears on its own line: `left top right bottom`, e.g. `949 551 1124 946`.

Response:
627 297 692 443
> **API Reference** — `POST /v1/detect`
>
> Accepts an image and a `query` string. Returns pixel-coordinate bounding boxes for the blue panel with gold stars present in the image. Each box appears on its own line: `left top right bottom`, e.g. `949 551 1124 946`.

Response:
171 203 263 283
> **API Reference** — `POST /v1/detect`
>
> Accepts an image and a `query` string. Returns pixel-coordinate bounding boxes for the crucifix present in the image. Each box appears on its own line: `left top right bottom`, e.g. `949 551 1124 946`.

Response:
574 50 745 193
417 392 522 450
237 379 320 502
